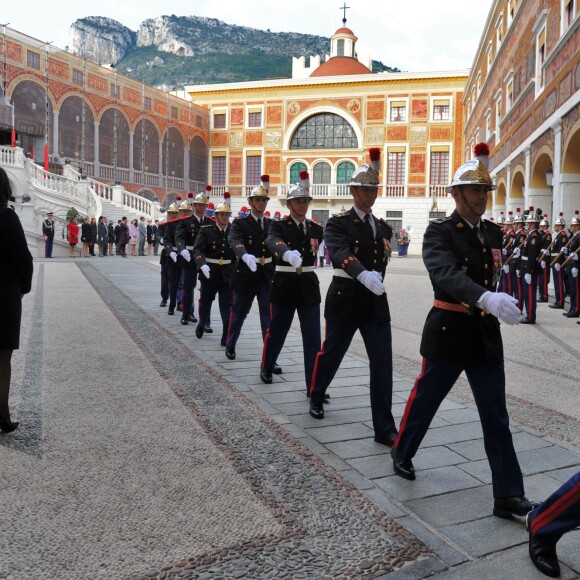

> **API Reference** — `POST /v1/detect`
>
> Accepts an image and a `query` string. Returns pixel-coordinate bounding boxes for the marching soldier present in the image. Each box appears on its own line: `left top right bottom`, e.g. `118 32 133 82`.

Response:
308 149 398 448
226 176 279 373
549 213 568 309
158 203 180 308
391 144 537 520
562 211 580 318
500 212 515 295
193 192 235 345
176 188 212 326
537 215 552 303
42 211 55 258
520 210 542 324
511 209 527 312
261 176 324 389
161 200 183 315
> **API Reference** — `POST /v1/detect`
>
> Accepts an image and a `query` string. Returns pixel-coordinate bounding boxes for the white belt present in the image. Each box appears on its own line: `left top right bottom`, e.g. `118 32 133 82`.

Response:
275 265 316 273
186 245 195 250
551 252 559 257
521 256 528 261
206 258 232 265
256 257 272 265
333 269 352 279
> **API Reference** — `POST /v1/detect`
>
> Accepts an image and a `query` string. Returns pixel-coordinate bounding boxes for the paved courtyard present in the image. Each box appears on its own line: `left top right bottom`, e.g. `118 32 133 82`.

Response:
1 256 578 579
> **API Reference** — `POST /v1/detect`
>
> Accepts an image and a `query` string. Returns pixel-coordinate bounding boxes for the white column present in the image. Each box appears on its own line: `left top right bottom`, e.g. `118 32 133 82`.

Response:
158 140 164 180
93 122 100 177
128 132 134 183
183 146 190 192
524 146 531 206
506 164 512 211
552 121 563 215
52 111 59 158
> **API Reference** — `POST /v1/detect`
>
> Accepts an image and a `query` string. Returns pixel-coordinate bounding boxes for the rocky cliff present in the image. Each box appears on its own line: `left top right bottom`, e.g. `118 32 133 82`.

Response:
68 15 399 88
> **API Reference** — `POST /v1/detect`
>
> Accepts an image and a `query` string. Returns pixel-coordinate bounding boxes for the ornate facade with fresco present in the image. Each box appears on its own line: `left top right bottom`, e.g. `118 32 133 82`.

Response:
463 0 580 221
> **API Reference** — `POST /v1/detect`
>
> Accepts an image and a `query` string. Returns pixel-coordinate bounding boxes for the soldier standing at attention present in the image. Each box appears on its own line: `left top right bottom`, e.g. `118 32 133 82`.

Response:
42 211 55 257
500 212 515 296
193 193 235 346
537 215 552 303
562 211 580 319
549 213 568 309
261 175 324 389
511 210 527 312
226 176 279 375
308 149 398 448
520 210 542 324
161 200 182 315
391 144 537 520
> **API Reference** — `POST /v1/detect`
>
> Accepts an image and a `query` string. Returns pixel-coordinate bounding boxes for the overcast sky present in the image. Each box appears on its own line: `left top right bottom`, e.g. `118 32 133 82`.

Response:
2 0 492 72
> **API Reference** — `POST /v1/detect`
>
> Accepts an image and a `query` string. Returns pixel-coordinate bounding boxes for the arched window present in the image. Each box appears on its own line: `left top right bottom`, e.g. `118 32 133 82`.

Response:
289 162 306 184
337 39 345 57
290 113 358 149
190 136 207 184
313 162 331 184
337 161 355 184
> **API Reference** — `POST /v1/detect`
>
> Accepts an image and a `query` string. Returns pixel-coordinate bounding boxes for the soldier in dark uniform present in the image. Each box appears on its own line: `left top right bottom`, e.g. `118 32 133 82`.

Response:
261 178 324 389
226 176 278 368
562 211 580 318
500 212 515 295
176 190 211 325
549 213 568 309
520 211 542 324
158 204 179 307
391 146 537 519
42 211 55 257
161 202 182 315
537 215 552 303
193 193 235 346
308 150 398 447
510 210 526 311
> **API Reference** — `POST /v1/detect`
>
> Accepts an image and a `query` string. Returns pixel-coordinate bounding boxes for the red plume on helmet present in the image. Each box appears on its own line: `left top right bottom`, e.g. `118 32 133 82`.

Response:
224 191 231 200
205 185 212 193
299 170 310 189
369 148 381 171
176 196 182 201
260 175 270 191
474 142 490 169
188 192 194 198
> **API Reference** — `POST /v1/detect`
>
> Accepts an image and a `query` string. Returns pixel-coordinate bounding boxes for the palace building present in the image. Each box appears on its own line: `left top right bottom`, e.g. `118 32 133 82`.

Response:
463 0 580 221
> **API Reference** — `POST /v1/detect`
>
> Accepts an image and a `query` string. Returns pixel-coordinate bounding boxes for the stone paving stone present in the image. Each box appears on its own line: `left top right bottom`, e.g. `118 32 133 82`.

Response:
339 469 375 491
429 545 575 579
455 458 491 484
437 408 482 425
305 422 374 444
297 435 329 455
326 438 388 460
523 472 577 502
375 467 482 502
548 464 580 483
262 391 310 405
404 484 494 528
348 447 466 480
517 445 580 475
281 423 307 439
440 516 527 557
376 556 448 579
319 452 351 472
292 407 373 428
362 487 407 519
420 422 484 448
394 516 470 568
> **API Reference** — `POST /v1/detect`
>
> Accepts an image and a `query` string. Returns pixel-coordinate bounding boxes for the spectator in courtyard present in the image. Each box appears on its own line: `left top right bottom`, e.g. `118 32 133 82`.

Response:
97 216 108 257
138 216 147 256
397 228 410 257
107 219 115 256
119 217 130 257
153 219 160 256
81 216 91 257
146 219 154 256
89 217 97 256
129 219 138 256
67 214 79 257
0 167 33 433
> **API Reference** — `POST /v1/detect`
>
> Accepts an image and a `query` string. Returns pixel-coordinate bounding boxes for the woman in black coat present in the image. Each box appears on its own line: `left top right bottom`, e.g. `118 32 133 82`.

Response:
81 217 91 257
0 167 33 433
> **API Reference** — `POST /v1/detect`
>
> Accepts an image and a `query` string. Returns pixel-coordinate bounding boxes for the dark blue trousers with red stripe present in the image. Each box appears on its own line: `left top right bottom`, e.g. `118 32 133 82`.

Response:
529 471 580 545
567 270 580 316
394 358 524 498
552 266 565 307
262 303 320 391
309 319 396 439
226 282 271 350
167 259 181 310
538 263 550 301
522 273 538 322
198 279 233 345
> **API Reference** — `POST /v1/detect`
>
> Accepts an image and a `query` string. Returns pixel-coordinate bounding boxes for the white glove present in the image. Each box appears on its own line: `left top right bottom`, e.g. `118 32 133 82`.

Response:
242 253 257 272
540 260 546 269
563 247 569 255
282 250 302 268
180 249 191 262
524 273 532 284
502 249 507 256
479 291 521 326
169 251 177 263
502 264 509 274
573 267 579 278
516 270 521 277
555 262 561 272
201 264 210 279
542 248 550 256
357 270 385 296
513 247 521 257
571 252 578 261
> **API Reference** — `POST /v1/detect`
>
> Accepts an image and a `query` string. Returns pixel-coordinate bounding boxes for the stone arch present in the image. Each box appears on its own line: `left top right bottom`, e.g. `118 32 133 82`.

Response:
495 179 507 206
132 118 161 175
162 126 184 179
284 105 362 150
562 117 580 174
560 118 580 216
312 160 332 184
531 147 554 189
189 135 208 185
137 188 159 202
98 107 130 169
58 94 95 161
510 165 525 200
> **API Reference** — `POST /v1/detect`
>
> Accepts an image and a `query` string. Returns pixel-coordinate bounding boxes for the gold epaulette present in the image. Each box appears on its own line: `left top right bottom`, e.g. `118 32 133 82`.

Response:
432 216 452 224
332 209 350 218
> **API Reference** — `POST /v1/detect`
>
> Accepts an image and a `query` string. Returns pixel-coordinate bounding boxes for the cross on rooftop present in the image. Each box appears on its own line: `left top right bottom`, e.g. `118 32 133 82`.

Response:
340 2 350 24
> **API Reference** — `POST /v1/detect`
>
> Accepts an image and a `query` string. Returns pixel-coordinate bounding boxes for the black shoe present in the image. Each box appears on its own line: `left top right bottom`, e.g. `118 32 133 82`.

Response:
565 313 579 318
309 403 324 419
549 303 563 309
176 304 182 312
195 325 204 339
260 368 272 384
180 317 189 325
220 338 227 347
527 512 561 577
159 300 167 307
374 432 398 447
204 326 213 333
537 298 547 303
520 317 536 324
306 392 330 400
272 364 282 374
493 496 539 518
0 417 19 433
168 307 175 315
225 347 236 360
391 446 415 480
188 314 197 323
